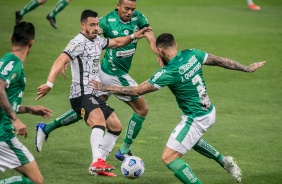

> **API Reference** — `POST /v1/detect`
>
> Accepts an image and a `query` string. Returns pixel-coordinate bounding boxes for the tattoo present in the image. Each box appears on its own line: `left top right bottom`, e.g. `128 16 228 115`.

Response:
0 79 17 120
205 54 249 72
18 106 31 114
106 81 158 96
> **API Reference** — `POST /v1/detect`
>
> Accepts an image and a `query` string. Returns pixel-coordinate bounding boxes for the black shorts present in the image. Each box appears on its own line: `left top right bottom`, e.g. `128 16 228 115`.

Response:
70 94 114 122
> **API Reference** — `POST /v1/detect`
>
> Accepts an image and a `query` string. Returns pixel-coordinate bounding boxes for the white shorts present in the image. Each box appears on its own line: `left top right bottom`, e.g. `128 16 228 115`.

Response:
166 107 216 154
97 69 141 102
0 137 34 172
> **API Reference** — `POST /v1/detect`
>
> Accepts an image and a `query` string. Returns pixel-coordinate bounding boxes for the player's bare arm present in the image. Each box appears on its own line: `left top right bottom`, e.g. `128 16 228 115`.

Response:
18 105 52 118
107 27 151 48
36 53 71 100
91 80 158 96
205 54 265 72
144 30 158 55
0 79 18 121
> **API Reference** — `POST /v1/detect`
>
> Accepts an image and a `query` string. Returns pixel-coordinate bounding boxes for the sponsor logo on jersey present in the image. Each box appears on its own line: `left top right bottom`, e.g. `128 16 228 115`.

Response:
131 17 138 21
116 48 135 58
151 69 166 82
112 30 118 35
108 18 116 22
18 91 23 98
178 55 197 74
133 25 139 32
12 73 17 80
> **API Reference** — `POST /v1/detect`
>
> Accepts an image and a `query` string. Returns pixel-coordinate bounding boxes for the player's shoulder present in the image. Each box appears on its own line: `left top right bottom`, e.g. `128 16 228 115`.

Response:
0 53 21 64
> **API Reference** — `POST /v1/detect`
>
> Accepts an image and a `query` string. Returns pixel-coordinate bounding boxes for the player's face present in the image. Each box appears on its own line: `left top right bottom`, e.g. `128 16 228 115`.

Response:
81 17 99 40
117 0 136 22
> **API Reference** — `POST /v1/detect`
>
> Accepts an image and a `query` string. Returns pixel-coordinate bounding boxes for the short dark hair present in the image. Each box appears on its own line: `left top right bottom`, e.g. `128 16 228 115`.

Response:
156 33 175 48
119 0 136 3
12 22 35 46
80 10 98 22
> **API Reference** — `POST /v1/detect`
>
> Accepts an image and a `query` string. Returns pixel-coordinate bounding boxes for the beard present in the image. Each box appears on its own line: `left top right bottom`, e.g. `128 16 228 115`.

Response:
86 29 97 40
160 56 168 66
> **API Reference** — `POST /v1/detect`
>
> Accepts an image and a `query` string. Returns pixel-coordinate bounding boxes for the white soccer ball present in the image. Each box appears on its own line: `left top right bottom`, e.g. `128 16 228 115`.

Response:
121 156 145 179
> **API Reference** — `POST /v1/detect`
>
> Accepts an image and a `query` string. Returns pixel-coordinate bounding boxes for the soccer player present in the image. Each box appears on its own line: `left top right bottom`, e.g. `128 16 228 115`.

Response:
36 10 150 176
15 0 72 28
35 0 157 161
247 0 261 10
0 22 52 184
91 33 266 183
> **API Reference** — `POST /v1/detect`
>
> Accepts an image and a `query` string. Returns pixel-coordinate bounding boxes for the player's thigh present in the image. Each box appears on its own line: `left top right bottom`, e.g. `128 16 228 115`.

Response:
0 137 34 172
87 108 106 127
98 70 140 102
105 112 122 132
167 108 216 154
162 146 183 165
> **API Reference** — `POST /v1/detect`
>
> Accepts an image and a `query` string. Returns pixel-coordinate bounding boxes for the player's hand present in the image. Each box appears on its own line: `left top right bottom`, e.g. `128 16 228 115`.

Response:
61 63 69 79
29 106 52 118
90 80 108 92
36 84 51 100
133 27 152 39
247 61 266 72
12 118 28 138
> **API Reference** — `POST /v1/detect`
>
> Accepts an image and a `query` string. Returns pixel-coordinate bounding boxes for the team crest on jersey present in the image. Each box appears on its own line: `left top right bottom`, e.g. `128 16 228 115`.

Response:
112 31 118 35
124 30 129 35
81 108 85 119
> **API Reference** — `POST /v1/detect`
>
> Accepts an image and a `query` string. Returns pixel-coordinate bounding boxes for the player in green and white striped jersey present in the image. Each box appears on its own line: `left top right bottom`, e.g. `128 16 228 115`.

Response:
92 33 265 184
0 22 52 184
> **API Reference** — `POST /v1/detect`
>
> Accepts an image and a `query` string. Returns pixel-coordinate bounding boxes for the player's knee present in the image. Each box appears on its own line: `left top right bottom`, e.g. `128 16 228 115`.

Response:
32 175 44 184
38 0 47 5
161 154 171 165
134 106 148 116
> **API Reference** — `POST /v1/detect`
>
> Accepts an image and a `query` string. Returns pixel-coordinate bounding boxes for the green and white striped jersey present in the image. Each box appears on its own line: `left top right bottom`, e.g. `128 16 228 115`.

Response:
0 53 25 141
148 49 214 121
99 9 150 76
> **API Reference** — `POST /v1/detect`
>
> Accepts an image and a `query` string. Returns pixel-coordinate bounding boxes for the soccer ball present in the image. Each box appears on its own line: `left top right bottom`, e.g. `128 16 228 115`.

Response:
121 156 145 179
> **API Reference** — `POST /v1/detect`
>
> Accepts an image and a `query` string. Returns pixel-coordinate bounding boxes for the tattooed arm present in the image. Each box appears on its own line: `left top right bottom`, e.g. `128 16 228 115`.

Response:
92 80 159 96
205 54 265 72
0 79 18 121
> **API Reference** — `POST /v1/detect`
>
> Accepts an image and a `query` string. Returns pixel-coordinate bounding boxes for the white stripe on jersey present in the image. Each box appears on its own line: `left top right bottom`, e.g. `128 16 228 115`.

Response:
64 33 108 99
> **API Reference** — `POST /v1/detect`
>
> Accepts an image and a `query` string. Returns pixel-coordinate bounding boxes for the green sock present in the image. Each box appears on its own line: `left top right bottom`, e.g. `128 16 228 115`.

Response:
167 158 202 184
0 176 34 184
120 112 145 154
20 0 39 16
49 0 69 18
44 109 82 134
193 138 224 167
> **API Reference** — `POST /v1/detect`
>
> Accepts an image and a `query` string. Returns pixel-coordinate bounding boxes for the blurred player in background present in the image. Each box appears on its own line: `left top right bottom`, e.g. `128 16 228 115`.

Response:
247 0 261 10
92 33 266 183
0 22 52 184
15 0 71 29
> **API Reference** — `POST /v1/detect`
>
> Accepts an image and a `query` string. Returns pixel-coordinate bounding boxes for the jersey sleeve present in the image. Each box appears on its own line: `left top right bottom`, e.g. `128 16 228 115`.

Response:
147 69 174 89
99 16 107 35
0 60 22 88
100 37 109 50
63 39 85 60
192 49 208 64
137 12 150 29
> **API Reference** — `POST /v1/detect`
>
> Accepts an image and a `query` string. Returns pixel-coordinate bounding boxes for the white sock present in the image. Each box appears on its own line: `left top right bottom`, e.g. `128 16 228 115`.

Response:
247 0 254 5
90 127 105 163
101 131 119 160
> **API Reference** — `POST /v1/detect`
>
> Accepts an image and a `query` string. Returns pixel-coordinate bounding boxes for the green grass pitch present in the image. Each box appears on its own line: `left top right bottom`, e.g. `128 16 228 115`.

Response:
1 0 282 183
